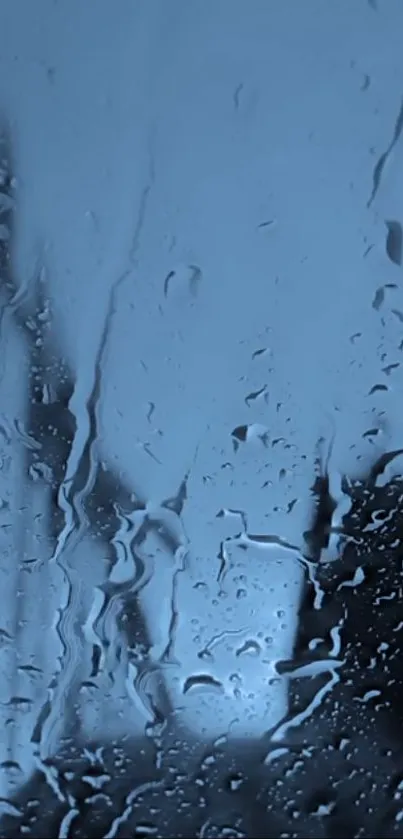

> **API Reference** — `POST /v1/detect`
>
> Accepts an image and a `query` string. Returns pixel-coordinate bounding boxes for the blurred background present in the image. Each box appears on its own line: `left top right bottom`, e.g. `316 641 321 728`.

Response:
1 1 403 835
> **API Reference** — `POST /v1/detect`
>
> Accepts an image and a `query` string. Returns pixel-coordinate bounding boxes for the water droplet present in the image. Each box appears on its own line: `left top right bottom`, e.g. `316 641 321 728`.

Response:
368 383 388 395
228 774 243 793
244 385 268 407
163 263 202 298
264 747 289 765
235 639 261 657
372 286 385 310
182 674 224 695
385 219 402 265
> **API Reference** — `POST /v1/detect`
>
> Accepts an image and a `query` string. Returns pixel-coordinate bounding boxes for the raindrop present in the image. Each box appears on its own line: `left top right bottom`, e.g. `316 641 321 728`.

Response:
383 362 400 375
133 823 158 836
182 674 224 695
392 308 403 323
231 423 269 450
257 219 276 230
226 772 244 792
311 800 336 818
231 425 247 443
368 384 388 395
235 639 261 657
244 385 268 406
264 747 289 765
163 263 202 298
337 565 365 589
372 287 385 310
3 696 33 710
0 760 22 776
362 427 380 439
28 461 53 482
385 220 402 266
353 688 382 703
251 347 270 360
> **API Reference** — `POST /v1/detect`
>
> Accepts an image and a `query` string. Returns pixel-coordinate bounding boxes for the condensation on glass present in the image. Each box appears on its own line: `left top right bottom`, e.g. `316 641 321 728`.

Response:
1 1 403 836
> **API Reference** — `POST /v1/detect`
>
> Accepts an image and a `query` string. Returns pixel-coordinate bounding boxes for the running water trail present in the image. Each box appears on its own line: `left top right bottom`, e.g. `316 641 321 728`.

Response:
36 138 157 754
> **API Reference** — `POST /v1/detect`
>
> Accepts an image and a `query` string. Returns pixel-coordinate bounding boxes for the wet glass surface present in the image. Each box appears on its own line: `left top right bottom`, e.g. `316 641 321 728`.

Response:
1 1 403 836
